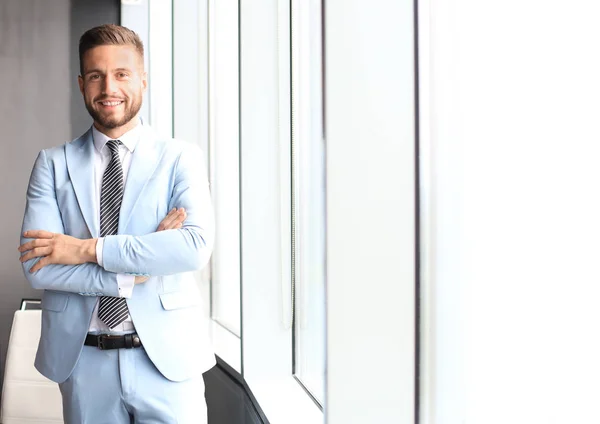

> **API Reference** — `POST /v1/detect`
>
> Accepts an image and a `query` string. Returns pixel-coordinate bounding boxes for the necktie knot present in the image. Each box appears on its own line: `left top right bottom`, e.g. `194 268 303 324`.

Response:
106 140 121 157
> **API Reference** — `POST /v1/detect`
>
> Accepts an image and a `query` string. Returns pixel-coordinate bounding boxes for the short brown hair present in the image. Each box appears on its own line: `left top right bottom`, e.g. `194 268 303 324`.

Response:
78 24 144 75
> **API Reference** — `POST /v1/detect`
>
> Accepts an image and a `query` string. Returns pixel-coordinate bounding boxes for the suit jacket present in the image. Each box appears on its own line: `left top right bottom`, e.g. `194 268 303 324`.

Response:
20 124 216 384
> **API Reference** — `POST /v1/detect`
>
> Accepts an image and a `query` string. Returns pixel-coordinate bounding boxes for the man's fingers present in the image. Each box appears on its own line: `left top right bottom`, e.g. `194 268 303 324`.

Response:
157 208 186 231
171 209 186 226
170 209 186 228
165 208 179 220
29 256 52 273
22 230 54 240
160 209 180 227
160 208 176 227
20 246 52 263
18 238 51 253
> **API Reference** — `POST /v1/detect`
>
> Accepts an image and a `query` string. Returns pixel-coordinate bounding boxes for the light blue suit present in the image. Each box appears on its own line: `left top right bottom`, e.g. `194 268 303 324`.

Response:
20 125 216 390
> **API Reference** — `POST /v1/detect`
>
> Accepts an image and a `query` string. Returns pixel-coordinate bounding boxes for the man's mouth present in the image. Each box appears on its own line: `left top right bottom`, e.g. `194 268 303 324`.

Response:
98 100 124 107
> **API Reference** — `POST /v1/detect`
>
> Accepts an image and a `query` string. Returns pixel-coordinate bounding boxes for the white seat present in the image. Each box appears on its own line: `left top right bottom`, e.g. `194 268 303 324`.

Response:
0 310 63 424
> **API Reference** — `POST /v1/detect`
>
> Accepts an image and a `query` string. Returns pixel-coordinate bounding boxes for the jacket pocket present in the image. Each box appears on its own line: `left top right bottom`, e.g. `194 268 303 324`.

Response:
42 290 69 312
159 291 200 311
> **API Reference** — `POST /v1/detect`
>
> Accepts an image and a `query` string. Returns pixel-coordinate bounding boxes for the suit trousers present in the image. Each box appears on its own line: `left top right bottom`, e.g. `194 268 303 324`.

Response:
58 344 207 424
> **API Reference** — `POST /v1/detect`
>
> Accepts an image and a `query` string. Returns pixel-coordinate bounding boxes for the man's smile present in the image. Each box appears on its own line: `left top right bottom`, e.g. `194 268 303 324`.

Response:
97 99 124 109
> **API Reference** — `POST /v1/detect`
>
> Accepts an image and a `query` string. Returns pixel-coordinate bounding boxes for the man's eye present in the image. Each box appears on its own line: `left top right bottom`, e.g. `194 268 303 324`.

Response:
89 74 100 80
118 73 129 79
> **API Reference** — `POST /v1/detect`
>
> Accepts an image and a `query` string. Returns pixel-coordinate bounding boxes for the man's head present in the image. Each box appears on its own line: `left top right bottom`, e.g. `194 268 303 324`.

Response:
78 24 147 136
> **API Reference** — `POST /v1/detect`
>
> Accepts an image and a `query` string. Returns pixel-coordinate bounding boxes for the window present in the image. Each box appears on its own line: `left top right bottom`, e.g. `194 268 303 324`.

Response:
146 0 325 420
207 0 241 338
135 0 418 421
291 0 326 405
151 0 243 371
206 0 242 371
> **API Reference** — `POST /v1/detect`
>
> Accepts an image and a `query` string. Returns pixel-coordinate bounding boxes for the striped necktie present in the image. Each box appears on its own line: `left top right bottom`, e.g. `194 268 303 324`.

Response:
97 139 129 329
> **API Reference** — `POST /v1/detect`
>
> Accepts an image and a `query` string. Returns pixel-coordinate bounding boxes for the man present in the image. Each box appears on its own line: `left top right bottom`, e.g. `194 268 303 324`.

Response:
17 24 215 423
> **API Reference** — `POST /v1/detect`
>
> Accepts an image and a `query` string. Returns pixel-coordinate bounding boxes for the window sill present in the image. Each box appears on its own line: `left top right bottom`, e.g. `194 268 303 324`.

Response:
246 376 323 424
209 319 241 373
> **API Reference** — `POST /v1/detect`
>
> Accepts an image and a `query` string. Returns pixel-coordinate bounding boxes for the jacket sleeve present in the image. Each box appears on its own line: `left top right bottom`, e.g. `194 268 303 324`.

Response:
100 143 215 276
20 150 120 296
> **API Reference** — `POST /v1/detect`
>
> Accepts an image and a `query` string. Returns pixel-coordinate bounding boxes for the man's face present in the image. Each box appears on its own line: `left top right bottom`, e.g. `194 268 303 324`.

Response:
78 45 147 132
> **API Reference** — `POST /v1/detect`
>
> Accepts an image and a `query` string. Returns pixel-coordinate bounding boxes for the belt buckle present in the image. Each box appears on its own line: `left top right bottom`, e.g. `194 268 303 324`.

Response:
97 334 117 350
97 335 107 350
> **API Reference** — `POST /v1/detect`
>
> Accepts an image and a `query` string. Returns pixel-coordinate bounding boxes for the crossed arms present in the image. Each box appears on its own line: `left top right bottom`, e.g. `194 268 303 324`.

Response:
18 144 214 296
19 208 188 280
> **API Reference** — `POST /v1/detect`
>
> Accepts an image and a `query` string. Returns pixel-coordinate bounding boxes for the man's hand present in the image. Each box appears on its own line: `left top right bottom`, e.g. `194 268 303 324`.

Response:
135 208 187 284
19 208 187 275
18 231 97 273
157 207 187 231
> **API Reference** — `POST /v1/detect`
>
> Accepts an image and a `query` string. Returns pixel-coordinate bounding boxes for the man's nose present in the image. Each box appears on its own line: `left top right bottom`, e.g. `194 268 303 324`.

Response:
102 75 118 94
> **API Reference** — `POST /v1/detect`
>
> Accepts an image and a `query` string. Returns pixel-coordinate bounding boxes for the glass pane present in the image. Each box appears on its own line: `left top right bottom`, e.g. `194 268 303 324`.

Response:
292 0 326 405
209 0 241 337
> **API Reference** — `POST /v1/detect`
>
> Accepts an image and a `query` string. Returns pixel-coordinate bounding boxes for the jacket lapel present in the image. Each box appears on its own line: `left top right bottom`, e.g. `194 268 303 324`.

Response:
65 128 99 237
119 125 167 232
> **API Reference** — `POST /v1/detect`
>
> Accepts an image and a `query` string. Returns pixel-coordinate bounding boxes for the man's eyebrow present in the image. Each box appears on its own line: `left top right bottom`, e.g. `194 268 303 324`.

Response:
83 69 104 76
83 68 132 76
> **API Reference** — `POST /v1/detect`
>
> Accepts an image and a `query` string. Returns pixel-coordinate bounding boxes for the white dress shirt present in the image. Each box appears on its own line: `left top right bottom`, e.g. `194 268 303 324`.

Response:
88 123 141 333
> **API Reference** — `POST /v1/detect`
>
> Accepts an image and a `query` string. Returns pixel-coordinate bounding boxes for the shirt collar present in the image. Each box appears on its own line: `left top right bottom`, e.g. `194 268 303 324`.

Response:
92 119 142 154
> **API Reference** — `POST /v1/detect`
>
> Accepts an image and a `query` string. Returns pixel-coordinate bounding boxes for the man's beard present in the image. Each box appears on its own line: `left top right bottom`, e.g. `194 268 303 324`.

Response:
84 96 142 129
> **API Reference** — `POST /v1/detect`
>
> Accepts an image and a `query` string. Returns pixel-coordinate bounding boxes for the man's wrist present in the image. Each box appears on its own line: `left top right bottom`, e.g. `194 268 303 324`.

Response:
81 238 98 263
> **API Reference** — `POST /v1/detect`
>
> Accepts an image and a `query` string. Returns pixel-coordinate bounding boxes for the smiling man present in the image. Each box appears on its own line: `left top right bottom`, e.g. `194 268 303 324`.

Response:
18 25 215 423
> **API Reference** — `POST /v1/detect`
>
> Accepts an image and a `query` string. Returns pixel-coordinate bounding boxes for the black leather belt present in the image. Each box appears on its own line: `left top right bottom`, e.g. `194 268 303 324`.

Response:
85 333 142 350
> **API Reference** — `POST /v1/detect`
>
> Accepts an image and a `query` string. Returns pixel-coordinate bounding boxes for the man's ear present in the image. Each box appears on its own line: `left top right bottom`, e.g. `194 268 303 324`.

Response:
78 75 84 95
142 71 148 92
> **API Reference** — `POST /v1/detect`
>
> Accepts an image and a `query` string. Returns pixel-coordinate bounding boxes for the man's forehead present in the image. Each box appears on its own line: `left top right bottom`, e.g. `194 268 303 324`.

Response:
82 45 144 71
83 45 142 62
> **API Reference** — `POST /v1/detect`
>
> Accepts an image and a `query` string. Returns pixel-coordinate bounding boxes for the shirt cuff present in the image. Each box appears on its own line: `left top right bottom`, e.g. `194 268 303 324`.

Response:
117 274 135 298
96 237 105 267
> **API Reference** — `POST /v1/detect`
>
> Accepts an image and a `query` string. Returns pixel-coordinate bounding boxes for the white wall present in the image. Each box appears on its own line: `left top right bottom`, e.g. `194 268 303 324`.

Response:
423 1 600 422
